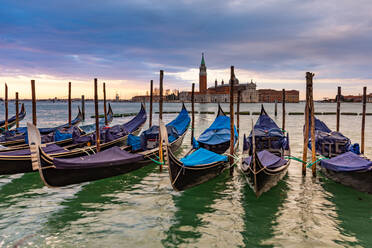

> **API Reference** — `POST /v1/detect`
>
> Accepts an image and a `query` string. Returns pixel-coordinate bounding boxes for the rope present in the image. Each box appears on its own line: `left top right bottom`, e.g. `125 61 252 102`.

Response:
144 154 164 165
306 156 329 168
284 156 307 164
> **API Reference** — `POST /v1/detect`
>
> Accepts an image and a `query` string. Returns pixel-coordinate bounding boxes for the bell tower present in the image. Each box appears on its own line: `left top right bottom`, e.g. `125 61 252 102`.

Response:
199 53 207 94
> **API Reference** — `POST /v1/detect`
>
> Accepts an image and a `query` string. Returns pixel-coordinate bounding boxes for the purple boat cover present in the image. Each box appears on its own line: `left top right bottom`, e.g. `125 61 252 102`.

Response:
0 144 68 156
53 146 144 169
122 104 147 133
243 150 287 169
320 152 372 172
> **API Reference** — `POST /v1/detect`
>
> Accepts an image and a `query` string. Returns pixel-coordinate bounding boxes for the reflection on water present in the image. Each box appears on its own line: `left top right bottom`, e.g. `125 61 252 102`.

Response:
0 102 371 247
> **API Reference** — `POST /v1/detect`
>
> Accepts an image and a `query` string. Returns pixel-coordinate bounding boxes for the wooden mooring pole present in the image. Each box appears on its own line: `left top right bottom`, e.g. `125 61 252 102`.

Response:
149 80 153 128
237 90 241 138
103 82 108 126
94 78 100 152
191 83 195 145
68 82 72 127
229 66 235 175
336 86 341 132
302 73 311 176
361 86 366 154
159 70 164 121
274 100 278 117
4 84 8 131
15 92 19 128
81 95 85 121
31 80 37 126
159 70 164 172
282 89 286 131
308 73 316 177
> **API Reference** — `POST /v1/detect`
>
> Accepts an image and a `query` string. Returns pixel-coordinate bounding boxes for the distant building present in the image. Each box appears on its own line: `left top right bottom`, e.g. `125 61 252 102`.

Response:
257 89 299 103
179 53 298 103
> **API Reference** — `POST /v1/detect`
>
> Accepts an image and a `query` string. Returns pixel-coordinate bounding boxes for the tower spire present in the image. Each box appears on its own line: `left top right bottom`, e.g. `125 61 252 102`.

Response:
201 52 205 66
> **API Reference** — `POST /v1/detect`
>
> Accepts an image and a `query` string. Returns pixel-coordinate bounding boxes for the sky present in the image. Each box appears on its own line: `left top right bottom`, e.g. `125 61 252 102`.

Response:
1 0 372 100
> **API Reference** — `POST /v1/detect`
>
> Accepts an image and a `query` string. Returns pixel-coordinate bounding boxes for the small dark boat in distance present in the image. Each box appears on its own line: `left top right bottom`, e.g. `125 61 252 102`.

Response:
28 104 190 187
0 103 26 133
241 105 290 197
164 105 238 191
310 117 372 194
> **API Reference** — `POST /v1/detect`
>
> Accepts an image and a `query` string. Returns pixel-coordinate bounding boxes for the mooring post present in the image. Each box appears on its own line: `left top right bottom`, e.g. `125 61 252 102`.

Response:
274 100 278 116
336 86 341 132
149 80 153 128
191 83 195 145
15 92 19 128
282 89 286 131
308 73 316 177
68 82 72 127
94 78 100 152
159 70 164 171
103 82 108 126
31 80 37 126
159 70 164 121
4 83 8 131
361 86 366 154
237 90 241 138
81 95 85 121
229 66 235 175
302 73 311 176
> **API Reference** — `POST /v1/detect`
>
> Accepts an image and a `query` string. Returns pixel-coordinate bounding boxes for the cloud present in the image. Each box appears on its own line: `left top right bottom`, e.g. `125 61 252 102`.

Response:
0 0 372 99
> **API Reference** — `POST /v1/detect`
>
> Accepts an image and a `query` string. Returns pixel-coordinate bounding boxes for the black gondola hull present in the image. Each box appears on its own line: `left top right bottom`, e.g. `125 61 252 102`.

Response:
320 167 372 194
38 128 186 187
0 126 142 175
168 149 227 191
244 163 288 197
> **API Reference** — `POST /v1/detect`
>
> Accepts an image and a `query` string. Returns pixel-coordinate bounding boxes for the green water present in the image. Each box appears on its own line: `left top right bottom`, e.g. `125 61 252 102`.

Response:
0 102 371 247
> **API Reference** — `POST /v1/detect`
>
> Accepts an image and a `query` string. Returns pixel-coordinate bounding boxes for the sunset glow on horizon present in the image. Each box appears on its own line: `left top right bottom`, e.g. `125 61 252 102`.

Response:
1 1 372 100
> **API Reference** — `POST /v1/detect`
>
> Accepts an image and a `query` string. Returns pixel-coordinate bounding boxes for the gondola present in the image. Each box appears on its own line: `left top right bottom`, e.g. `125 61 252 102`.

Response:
0 104 143 175
163 105 238 191
0 106 84 147
28 104 190 187
310 117 372 194
0 104 113 151
240 105 290 197
0 103 26 133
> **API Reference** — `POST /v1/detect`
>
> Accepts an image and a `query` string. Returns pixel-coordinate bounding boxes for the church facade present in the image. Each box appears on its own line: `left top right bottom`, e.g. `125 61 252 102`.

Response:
180 54 259 103
178 54 299 103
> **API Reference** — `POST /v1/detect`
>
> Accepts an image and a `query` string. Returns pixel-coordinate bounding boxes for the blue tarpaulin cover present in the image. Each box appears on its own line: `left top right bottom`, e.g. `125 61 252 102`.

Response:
197 115 238 145
180 148 228 166
127 105 190 151
243 150 287 169
320 152 372 172
166 106 190 135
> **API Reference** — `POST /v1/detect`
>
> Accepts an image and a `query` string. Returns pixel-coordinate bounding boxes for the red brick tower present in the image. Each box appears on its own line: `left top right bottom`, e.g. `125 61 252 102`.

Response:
199 53 207 94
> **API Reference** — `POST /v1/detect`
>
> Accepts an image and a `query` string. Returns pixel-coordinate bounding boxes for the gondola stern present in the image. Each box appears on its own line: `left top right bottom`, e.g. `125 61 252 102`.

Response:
260 104 268 116
217 103 225 116
27 123 42 171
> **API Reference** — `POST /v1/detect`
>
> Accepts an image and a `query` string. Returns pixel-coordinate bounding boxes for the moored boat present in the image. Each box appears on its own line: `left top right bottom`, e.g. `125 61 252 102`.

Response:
28 104 190 187
0 103 26 133
0 104 144 175
240 105 290 197
163 105 238 191
310 117 372 194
